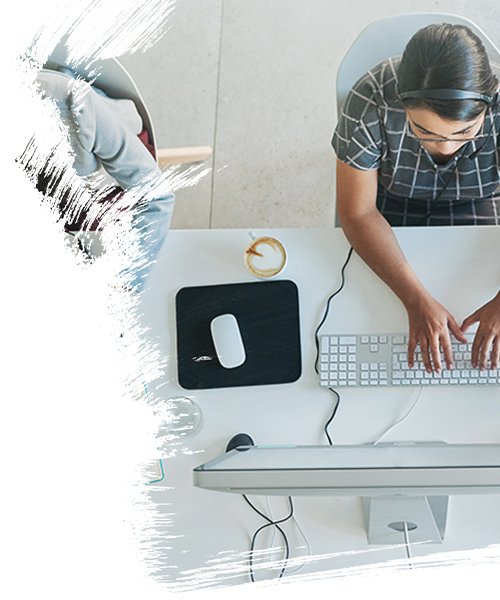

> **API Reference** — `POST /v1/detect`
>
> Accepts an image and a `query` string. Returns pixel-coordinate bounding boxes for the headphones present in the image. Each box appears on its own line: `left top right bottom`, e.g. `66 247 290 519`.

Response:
396 87 499 224
399 87 497 105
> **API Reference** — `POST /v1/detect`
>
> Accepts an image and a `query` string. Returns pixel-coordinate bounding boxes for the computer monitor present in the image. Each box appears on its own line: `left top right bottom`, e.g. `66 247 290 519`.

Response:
193 442 500 544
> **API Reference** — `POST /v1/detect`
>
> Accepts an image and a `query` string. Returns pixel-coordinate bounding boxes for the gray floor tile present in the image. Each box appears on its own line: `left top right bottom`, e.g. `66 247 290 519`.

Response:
120 0 222 229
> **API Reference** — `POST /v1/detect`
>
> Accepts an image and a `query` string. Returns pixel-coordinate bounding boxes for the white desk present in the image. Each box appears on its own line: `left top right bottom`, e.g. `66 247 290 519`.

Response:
138 226 500 589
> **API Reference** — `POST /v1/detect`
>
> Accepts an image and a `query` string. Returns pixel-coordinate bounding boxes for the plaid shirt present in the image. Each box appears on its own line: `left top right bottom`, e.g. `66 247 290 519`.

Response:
332 57 500 225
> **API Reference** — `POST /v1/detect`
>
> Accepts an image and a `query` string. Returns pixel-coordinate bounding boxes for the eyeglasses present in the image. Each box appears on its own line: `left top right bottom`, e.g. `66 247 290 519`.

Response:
405 120 488 143
406 130 489 143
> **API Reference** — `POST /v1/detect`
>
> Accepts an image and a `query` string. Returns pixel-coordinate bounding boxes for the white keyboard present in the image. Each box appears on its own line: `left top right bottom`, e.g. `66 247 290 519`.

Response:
318 332 500 387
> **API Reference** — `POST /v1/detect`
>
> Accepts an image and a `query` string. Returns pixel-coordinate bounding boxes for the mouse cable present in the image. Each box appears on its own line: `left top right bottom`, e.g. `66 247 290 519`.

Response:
265 496 311 574
243 495 293 582
313 245 355 356
314 246 354 445
323 388 340 446
242 494 294 582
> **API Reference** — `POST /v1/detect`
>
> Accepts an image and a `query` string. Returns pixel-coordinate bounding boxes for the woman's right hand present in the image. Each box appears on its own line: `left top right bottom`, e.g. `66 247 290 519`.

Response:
405 292 468 373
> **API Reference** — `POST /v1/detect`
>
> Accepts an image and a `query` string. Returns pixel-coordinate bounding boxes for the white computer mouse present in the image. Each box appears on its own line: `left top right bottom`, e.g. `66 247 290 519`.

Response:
210 313 246 369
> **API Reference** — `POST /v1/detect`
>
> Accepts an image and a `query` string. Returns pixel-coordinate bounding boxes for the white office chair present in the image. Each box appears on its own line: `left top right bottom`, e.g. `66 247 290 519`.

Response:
336 13 500 117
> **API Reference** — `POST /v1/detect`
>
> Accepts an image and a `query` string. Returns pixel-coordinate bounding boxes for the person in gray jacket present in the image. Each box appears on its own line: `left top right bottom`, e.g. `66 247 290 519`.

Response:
32 66 175 293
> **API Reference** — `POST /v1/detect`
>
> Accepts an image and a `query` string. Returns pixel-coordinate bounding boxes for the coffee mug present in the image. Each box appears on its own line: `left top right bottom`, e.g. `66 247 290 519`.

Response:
244 233 287 279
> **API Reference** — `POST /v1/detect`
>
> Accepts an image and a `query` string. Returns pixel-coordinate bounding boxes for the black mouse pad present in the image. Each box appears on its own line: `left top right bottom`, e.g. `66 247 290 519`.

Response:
175 280 301 389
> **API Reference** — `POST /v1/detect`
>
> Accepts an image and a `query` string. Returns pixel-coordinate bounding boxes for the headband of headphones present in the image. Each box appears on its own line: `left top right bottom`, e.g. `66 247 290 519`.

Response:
399 88 494 104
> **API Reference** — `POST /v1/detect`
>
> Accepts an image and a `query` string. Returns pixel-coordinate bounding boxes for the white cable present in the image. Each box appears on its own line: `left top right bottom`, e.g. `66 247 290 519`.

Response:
373 386 424 445
403 521 413 569
265 496 312 574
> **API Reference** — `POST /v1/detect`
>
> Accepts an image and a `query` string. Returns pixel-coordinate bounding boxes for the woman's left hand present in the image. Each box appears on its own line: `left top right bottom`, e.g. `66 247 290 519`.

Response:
461 292 500 369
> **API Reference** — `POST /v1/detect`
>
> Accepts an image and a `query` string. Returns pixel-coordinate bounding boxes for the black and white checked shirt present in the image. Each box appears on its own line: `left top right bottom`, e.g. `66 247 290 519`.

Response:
332 57 500 225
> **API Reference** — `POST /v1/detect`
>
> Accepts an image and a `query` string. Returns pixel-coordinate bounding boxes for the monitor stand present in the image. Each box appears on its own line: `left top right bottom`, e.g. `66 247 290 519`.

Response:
362 495 448 545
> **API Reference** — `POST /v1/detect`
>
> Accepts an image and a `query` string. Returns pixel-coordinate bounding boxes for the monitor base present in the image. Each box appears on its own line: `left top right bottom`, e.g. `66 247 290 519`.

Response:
362 495 448 545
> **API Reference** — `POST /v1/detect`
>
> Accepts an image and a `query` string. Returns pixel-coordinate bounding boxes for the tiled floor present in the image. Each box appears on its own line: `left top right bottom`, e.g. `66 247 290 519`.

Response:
121 0 500 229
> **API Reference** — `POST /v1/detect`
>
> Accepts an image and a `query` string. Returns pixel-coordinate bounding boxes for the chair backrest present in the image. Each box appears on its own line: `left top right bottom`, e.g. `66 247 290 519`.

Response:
44 42 157 158
336 13 500 117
